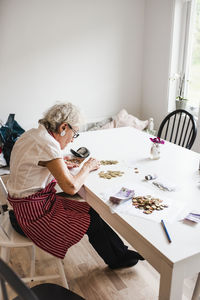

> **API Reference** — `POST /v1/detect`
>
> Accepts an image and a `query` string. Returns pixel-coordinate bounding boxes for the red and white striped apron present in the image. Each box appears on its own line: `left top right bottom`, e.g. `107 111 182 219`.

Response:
8 180 90 259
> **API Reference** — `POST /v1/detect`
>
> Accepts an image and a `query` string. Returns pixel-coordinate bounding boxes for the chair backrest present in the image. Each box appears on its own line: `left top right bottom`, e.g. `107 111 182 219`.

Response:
0 258 39 300
157 109 197 149
0 257 84 300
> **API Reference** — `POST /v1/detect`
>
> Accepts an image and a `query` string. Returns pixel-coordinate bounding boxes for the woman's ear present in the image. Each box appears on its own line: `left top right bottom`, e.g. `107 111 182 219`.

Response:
59 122 67 133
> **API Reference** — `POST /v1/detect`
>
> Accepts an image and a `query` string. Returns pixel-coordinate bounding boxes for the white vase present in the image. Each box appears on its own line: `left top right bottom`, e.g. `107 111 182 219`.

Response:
175 99 187 110
150 143 160 160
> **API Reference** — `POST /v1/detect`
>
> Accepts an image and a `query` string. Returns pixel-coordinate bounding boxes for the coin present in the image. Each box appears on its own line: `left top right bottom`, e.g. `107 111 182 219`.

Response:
98 170 124 179
100 160 119 165
132 195 168 215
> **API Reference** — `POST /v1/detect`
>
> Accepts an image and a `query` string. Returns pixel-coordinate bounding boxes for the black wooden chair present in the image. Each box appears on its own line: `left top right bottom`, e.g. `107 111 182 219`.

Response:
0 258 85 300
157 109 197 149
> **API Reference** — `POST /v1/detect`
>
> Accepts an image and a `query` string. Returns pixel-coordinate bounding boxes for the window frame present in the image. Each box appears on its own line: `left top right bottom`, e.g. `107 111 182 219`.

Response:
182 0 197 100
169 0 198 115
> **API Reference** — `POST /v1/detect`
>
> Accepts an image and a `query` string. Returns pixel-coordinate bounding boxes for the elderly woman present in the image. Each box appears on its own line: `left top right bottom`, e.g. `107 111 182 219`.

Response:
7 102 144 269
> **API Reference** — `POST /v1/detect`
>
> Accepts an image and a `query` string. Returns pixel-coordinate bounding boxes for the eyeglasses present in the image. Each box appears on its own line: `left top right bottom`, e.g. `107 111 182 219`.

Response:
67 123 79 139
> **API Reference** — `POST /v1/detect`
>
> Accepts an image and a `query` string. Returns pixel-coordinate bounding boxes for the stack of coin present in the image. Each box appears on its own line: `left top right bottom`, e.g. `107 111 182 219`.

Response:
100 160 118 165
134 167 139 173
145 174 157 180
98 170 124 179
132 195 168 214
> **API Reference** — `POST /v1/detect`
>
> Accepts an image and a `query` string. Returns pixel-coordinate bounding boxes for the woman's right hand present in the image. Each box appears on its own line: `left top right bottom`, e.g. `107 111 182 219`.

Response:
84 158 100 172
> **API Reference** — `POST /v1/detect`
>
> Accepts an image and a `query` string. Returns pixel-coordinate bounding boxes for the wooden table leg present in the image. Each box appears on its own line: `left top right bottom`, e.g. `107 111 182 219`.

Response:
159 261 184 300
192 273 200 300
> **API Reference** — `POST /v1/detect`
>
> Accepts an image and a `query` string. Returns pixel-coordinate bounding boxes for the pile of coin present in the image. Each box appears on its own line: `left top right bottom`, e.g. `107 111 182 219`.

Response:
98 170 124 179
100 160 119 165
132 195 168 214
134 167 139 173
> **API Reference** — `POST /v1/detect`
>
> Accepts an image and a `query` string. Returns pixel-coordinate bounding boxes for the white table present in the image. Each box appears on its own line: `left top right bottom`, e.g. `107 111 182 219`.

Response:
68 127 200 300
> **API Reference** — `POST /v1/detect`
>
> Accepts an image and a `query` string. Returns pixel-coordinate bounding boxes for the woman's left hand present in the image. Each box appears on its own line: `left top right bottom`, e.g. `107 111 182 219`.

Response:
83 157 100 172
65 161 79 169
64 156 80 169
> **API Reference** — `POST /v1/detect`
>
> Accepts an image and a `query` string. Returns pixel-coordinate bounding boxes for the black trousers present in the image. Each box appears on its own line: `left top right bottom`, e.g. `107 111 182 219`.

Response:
86 208 128 265
9 210 26 237
9 208 129 266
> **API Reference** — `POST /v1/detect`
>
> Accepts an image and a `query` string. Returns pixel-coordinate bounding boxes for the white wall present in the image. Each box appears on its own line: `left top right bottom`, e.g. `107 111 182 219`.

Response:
0 0 145 130
141 0 174 129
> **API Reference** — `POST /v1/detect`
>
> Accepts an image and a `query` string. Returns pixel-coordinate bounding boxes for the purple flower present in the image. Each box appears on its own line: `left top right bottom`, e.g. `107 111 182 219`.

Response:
150 137 165 144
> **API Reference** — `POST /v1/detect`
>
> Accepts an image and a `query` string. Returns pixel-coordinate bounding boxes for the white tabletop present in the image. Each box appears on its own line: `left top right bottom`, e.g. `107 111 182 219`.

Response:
69 127 200 267
65 127 200 299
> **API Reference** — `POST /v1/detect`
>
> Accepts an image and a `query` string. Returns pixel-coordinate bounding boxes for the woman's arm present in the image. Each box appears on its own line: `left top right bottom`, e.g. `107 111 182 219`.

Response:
44 158 100 195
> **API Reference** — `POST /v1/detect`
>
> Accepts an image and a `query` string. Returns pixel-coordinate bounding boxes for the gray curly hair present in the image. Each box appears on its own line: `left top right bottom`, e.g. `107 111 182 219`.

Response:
39 102 83 132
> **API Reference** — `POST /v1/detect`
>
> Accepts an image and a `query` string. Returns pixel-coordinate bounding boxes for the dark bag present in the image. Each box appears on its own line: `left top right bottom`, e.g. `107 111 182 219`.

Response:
0 114 25 166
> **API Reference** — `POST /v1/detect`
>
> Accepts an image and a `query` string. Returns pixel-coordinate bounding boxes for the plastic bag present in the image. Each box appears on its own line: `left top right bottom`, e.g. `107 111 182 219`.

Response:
0 114 25 166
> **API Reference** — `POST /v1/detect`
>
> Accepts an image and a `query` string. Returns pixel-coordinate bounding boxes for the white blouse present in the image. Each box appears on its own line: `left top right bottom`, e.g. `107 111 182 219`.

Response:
7 124 63 198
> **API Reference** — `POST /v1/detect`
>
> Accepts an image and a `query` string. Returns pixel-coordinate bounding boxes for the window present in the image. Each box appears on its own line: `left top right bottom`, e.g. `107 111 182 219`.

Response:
187 0 200 108
169 0 200 116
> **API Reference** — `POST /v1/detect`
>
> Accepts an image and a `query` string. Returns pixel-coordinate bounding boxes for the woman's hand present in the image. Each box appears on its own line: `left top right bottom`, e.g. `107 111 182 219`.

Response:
83 158 100 172
65 161 79 169
63 155 84 169
46 157 100 195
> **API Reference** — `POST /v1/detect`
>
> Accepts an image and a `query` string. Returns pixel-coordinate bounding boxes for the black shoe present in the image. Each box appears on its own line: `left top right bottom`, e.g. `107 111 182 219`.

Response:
108 258 138 270
127 250 145 261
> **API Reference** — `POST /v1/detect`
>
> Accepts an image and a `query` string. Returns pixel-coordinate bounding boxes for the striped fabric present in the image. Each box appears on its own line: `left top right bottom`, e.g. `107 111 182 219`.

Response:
8 180 90 259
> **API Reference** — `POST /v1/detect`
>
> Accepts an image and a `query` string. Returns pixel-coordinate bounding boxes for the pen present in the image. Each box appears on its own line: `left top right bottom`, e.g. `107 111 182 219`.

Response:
161 219 172 243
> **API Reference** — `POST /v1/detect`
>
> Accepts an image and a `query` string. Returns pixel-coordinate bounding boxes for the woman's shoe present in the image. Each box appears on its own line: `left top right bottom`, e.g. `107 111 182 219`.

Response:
108 258 138 270
127 250 145 261
108 249 144 270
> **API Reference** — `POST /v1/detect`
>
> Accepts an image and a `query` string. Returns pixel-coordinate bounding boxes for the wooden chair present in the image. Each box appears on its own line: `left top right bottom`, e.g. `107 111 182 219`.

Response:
0 177 68 288
157 109 197 149
0 258 84 300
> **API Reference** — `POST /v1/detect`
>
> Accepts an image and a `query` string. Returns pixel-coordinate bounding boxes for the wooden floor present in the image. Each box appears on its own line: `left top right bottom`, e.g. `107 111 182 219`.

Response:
7 235 197 300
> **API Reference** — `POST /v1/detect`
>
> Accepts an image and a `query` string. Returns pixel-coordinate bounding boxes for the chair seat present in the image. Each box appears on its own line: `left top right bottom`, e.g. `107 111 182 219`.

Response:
13 283 85 300
0 177 69 288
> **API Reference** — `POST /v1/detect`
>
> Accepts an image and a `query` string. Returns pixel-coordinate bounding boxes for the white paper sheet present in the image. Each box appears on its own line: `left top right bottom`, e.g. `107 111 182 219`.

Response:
100 182 185 223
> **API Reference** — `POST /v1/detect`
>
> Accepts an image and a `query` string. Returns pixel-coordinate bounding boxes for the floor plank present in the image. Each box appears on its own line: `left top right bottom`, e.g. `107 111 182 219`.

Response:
5 235 197 299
